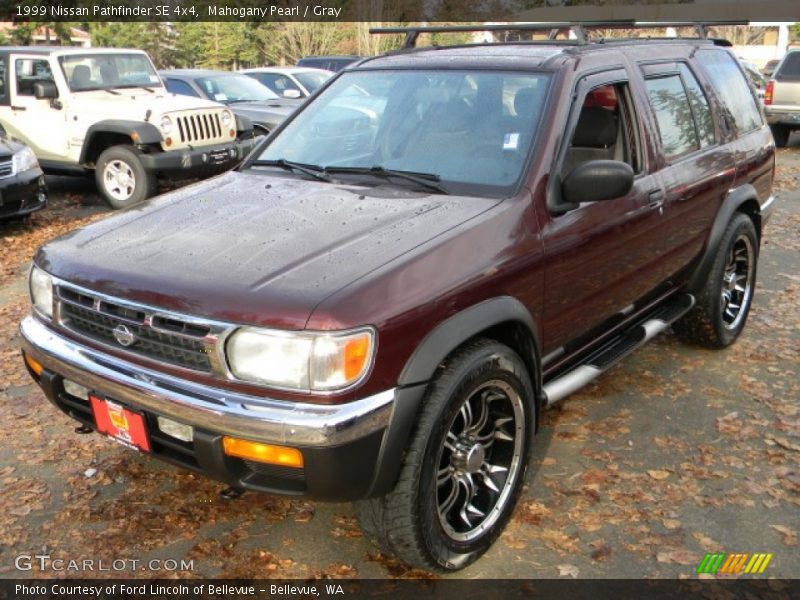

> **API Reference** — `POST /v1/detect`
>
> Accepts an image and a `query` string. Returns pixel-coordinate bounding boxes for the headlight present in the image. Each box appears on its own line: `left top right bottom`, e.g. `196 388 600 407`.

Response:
30 266 53 319
13 147 39 174
221 110 233 127
159 115 172 135
226 327 375 391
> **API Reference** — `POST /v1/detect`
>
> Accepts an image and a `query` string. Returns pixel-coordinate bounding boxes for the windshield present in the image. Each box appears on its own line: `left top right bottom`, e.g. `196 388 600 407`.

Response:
258 69 550 196
294 71 331 93
60 53 161 91
197 74 279 102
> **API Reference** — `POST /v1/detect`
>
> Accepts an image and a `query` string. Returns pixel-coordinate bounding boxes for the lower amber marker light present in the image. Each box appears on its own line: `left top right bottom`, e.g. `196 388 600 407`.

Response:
222 436 304 468
24 352 44 376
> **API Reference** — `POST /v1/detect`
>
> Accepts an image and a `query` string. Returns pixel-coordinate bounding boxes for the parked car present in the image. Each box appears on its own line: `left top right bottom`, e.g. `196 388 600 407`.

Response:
765 49 800 147
160 70 299 135
0 134 46 221
0 47 255 209
763 58 781 78
20 26 774 572
296 55 362 72
241 67 332 99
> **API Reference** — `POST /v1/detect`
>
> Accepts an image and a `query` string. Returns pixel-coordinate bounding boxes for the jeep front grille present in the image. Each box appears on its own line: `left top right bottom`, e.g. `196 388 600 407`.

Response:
0 158 13 178
176 112 223 144
55 284 232 374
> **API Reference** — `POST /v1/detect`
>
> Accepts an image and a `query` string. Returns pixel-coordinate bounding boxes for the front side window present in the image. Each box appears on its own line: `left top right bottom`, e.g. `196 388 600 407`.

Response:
562 82 642 179
645 75 699 160
197 74 279 102
15 58 54 96
257 69 551 196
59 53 161 91
0 56 7 100
695 49 762 134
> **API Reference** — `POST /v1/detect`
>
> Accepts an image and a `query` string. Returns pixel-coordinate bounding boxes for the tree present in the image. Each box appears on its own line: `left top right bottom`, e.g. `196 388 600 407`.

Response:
88 22 176 68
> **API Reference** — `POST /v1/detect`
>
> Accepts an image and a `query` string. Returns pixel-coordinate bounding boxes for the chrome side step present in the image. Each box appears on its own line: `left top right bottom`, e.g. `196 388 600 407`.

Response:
542 294 695 408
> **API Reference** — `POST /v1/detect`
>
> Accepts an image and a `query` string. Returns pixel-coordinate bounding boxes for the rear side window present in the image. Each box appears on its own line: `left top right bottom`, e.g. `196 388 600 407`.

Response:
679 64 715 148
695 49 761 134
645 75 698 159
776 52 800 82
0 56 6 102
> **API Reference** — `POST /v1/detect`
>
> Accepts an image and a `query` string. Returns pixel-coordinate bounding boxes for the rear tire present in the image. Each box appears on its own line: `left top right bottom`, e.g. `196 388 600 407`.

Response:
355 339 535 571
770 124 791 148
673 213 758 348
95 145 154 209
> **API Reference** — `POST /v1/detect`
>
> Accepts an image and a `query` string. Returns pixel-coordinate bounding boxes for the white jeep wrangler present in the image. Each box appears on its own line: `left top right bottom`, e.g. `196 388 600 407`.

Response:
0 47 256 209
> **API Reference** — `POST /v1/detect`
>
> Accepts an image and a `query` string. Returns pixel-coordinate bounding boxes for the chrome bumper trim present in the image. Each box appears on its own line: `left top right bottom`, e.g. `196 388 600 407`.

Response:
761 195 775 223
20 315 394 447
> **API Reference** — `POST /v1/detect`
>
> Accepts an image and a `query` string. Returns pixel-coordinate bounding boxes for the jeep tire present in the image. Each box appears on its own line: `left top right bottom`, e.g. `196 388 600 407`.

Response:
356 339 534 571
95 145 155 209
674 213 758 348
770 124 791 148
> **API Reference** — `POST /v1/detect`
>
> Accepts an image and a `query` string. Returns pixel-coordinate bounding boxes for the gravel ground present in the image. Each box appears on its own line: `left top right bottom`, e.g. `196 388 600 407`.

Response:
0 144 798 580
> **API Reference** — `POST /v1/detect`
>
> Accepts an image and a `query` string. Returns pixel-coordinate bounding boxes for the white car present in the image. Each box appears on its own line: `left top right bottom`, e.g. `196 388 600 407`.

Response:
0 47 256 209
241 67 332 100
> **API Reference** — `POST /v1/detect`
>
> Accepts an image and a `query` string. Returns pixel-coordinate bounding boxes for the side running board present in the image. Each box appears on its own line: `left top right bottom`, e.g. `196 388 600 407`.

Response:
542 293 695 408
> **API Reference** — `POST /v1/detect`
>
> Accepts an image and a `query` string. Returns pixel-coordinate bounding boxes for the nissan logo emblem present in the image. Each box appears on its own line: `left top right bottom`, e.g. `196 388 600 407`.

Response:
113 324 137 347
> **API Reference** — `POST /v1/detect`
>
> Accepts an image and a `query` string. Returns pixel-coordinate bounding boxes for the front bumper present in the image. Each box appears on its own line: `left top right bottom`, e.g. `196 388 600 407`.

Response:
0 169 47 221
20 315 403 500
139 137 258 177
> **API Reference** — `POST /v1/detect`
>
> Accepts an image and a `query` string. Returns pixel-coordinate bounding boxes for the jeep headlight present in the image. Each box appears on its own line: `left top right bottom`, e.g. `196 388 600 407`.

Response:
159 115 173 135
221 110 233 128
226 327 375 391
13 147 39 175
29 266 54 319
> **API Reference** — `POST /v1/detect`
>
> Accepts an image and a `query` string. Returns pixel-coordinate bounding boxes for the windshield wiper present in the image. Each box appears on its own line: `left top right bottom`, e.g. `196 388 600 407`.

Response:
324 166 448 194
252 159 335 183
116 84 155 93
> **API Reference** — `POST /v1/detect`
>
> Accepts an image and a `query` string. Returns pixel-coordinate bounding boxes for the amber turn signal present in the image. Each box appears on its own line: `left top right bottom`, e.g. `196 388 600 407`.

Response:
222 437 304 468
23 352 44 376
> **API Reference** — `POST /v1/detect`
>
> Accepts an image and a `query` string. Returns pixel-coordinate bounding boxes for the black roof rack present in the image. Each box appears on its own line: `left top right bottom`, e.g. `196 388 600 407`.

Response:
370 21 750 49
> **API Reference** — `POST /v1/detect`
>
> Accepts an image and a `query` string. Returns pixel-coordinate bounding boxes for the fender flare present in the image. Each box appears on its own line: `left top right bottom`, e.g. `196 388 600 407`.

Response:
367 296 542 497
399 296 540 386
686 183 761 294
235 114 254 134
80 120 162 164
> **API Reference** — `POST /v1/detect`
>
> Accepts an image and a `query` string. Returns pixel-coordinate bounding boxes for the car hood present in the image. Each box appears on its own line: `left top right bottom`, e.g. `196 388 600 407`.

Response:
228 101 297 127
36 171 497 329
68 89 225 122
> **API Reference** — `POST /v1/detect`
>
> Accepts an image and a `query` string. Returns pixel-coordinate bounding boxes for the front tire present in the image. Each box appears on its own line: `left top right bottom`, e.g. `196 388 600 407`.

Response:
95 145 154 209
673 213 758 348
356 339 535 571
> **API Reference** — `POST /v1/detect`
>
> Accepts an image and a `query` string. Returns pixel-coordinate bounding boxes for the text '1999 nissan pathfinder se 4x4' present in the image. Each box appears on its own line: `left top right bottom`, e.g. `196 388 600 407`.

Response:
20 23 774 571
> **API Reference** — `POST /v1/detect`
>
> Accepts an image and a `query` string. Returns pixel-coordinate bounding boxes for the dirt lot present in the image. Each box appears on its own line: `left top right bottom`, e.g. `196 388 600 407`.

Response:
1 144 798 580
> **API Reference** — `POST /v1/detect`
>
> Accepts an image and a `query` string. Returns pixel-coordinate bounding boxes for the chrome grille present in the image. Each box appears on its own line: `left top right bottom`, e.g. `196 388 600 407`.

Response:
0 158 13 178
176 112 223 143
55 285 228 374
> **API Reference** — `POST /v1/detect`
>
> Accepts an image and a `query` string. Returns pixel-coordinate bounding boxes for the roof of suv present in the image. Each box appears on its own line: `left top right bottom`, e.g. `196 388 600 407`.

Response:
351 38 723 71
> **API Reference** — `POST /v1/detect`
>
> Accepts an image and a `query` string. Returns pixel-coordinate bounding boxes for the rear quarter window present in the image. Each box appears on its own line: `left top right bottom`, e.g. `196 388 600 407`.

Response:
695 49 762 134
776 52 800 82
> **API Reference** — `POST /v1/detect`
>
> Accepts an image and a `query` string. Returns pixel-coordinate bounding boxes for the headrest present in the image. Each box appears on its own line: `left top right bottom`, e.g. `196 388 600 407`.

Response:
571 107 618 148
71 65 92 88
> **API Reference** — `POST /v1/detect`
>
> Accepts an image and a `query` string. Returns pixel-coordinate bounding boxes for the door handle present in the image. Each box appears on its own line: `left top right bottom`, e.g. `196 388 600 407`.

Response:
10 105 27 111
648 190 665 209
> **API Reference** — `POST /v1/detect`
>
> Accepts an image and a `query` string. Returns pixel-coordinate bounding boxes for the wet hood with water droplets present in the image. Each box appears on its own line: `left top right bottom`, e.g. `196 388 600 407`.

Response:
36 170 497 329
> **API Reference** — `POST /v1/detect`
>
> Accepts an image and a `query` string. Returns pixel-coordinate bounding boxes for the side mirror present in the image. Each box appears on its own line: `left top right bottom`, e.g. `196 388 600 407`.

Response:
282 89 302 99
34 81 58 100
560 160 634 210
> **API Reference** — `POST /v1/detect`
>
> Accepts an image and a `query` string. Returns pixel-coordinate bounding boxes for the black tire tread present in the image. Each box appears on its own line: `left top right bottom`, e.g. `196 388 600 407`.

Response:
356 338 530 572
673 213 757 348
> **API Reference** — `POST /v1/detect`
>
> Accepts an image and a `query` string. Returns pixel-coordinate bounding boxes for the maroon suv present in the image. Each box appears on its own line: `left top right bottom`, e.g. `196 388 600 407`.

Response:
21 25 774 571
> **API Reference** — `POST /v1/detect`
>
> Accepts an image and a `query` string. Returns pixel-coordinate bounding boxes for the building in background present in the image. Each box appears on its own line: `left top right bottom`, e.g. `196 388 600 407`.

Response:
0 23 91 47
